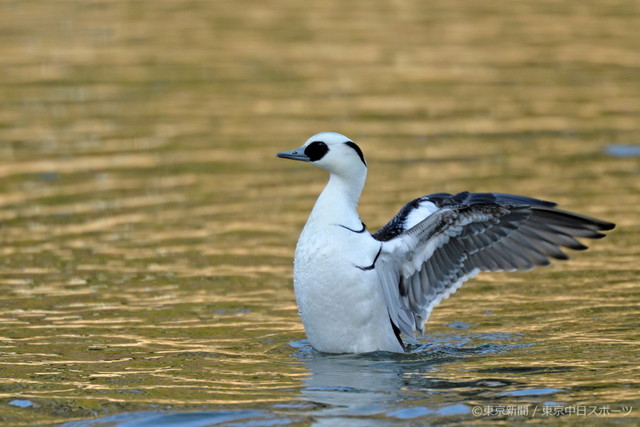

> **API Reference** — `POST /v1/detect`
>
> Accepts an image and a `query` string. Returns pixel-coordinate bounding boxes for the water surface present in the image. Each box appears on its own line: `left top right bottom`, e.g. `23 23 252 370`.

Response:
0 0 638 425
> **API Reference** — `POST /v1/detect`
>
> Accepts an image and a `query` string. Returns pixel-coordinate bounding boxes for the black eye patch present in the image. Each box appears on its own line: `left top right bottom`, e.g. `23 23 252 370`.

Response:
304 141 329 161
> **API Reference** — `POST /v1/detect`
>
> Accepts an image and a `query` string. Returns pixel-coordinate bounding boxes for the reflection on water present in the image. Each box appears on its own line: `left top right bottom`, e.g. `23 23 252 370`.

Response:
56 331 626 426
1 0 639 425
54 333 545 426
296 338 520 424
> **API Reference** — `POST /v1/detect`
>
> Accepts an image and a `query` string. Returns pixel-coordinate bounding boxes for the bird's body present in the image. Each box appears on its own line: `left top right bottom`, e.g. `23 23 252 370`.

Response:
293 169 404 353
277 132 614 354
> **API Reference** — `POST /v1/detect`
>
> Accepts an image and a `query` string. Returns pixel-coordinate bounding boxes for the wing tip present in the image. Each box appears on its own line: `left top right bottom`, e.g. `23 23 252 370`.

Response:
598 221 616 231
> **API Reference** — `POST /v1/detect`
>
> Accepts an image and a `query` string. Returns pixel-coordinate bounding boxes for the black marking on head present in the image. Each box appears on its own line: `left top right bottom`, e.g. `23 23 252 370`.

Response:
337 222 367 233
304 141 329 162
355 245 382 271
345 141 366 166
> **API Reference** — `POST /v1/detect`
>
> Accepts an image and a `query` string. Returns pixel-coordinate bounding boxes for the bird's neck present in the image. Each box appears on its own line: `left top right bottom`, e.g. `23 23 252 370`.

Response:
308 172 366 228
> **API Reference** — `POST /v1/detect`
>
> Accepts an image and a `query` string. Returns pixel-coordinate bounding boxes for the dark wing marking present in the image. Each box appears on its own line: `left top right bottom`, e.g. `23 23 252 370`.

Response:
372 197 425 242
389 316 406 351
372 191 557 242
376 194 614 338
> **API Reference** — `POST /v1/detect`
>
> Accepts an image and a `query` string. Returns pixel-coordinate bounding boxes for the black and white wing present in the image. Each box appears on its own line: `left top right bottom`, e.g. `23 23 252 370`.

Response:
372 192 615 340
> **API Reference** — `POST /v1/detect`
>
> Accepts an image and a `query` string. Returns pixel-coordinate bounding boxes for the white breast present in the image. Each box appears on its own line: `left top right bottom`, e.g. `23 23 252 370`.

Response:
293 222 403 353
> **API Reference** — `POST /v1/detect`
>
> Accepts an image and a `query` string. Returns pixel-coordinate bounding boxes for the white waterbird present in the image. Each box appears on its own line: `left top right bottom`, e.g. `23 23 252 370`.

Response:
277 132 614 354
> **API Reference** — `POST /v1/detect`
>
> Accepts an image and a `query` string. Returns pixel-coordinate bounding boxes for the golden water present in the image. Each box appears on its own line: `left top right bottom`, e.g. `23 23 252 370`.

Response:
0 1 638 425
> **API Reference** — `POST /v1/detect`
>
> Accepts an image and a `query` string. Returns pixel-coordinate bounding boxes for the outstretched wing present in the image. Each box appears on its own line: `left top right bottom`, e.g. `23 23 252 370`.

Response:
373 192 615 339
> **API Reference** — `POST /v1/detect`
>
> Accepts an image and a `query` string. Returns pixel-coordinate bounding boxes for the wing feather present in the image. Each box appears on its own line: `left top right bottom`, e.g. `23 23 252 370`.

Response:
374 192 614 339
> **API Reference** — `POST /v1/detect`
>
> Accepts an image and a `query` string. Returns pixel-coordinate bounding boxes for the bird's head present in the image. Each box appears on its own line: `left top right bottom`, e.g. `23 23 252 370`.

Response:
276 132 367 179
